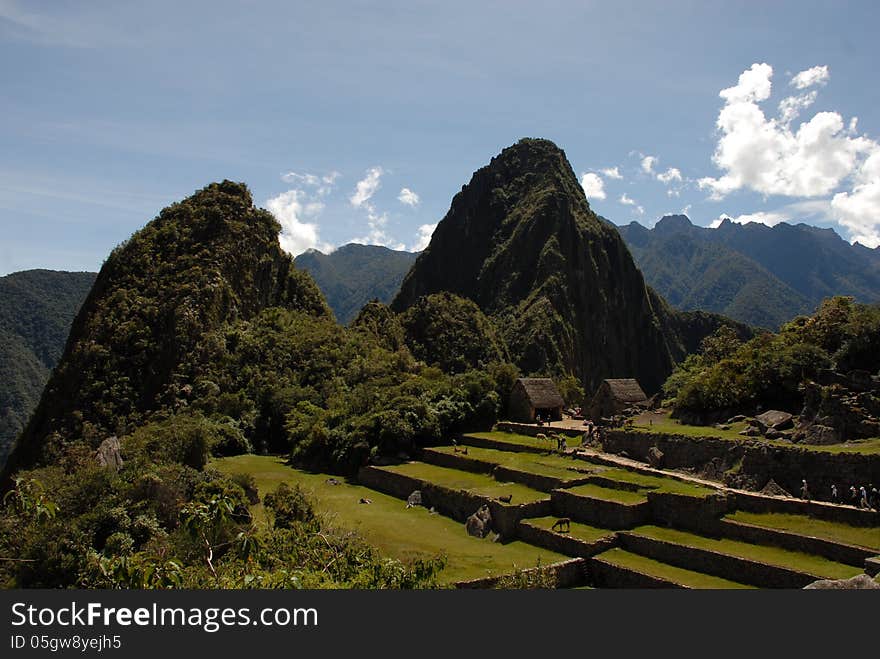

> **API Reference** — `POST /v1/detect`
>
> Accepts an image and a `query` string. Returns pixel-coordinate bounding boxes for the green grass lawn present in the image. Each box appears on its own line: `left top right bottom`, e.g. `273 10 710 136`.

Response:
594 548 755 589
380 462 550 504
522 517 616 544
591 468 715 498
429 445 601 481
631 414 880 455
210 455 568 584
565 483 649 505
629 525 862 580
726 511 880 551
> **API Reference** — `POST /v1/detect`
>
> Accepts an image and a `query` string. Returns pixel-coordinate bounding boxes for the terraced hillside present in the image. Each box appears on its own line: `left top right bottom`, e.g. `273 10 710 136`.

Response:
215 430 879 588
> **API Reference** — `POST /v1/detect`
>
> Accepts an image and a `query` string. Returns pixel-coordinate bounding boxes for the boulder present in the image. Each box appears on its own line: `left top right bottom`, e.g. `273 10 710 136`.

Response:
800 424 841 445
94 436 123 472
759 478 792 498
804 574 880 589
465 504 493 538
647 446 665 468
726 415 747 424
755 410 794 431
406 490 423 508
764 428 783 439
739 427 761 437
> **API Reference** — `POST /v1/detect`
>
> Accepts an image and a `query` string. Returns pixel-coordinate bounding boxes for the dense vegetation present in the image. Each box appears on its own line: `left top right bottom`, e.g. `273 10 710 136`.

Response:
619 215 880 329
294 244 417 324
0 181 522 588
0 270 96 467
664 297 880 422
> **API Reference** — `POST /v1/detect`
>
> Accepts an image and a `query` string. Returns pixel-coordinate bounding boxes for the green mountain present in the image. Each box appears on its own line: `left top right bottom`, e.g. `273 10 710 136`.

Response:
392 138 741 394
4 181 330 475
0 270 96 467
618 215 880 328
294 244 417 324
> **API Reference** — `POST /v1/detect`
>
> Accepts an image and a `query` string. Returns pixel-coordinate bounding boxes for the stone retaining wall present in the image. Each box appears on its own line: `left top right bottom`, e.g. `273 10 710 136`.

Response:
733 491 880 527
551 489 650 529
459 433 546 454
647 491 731 535
516 520 617 557
495 422 585 440
603 430 880 511
588 557 681 588
356 465 551 537
717 518 875 567
455 558 588 589
618 532 820 588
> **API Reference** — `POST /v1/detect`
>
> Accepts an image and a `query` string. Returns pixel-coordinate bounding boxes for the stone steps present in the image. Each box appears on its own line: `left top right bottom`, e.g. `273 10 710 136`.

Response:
516 517 617 558
590 548 755 589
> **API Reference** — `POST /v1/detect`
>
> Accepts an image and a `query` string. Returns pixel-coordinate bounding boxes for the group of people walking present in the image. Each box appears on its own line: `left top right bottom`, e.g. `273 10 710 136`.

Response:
805 480 879 509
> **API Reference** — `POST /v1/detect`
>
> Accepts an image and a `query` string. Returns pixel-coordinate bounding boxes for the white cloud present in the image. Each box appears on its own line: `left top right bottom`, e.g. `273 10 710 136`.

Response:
831 148 880 247
580 172 606 200
350 166 383 208
657 167 682 184
281 170 340 196
699 63 876 201
601 167 623 180
266 190 332 256
791 65 830 90
640 155 657 174
620 193 644 215
412 223 437 251
777 91 817 126
398 187 420 207
719 62 773 104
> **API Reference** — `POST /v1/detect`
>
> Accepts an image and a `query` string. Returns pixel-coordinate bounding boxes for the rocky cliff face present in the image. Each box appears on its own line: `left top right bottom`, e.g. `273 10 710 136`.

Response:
393 138 721 394
5 181 329 474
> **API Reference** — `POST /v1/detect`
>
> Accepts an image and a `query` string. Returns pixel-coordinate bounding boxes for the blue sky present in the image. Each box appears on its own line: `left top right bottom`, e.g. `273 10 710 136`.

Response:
2 0 879 275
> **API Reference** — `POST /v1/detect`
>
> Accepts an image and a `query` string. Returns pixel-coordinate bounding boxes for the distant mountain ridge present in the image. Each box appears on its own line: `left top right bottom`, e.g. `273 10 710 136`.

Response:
0 270 97 467
618 215 880 328
294 244 417 324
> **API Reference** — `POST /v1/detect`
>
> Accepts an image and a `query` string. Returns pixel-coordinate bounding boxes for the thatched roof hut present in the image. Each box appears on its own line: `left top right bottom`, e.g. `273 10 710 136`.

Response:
508 378 565 423
588 378 648 421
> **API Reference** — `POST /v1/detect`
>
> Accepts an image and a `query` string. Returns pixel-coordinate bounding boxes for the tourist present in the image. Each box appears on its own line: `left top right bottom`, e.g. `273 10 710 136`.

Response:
831 484 839 504
870 485 879 509
800 479 811 501
859 485 869 509
849 485 858 507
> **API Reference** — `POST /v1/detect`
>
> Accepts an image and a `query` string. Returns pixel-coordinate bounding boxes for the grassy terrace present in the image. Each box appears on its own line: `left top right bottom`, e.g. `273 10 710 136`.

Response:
594 548 755 589
565 483 648 505
380 462 550 504
523 517 616 544
629 525 863 580
211 455 568 584
591 468 715 498
429 444 601 481
726 511 880 551
630 414 880 455
462 430 575 451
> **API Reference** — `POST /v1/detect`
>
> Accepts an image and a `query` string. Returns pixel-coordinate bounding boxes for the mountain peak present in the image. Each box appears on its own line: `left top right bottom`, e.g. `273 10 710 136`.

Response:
654 214 694 233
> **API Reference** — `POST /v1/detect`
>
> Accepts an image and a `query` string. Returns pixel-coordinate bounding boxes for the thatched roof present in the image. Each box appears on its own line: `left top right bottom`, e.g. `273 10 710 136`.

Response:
601 379 647 403
515 378 565 408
